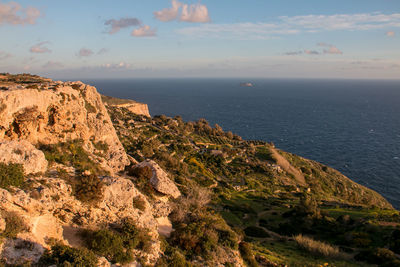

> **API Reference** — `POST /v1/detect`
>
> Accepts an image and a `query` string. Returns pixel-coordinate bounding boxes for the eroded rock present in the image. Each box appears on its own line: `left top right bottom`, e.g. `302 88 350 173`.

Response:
137 160 181 199
0 81 129 173
0 140 48 174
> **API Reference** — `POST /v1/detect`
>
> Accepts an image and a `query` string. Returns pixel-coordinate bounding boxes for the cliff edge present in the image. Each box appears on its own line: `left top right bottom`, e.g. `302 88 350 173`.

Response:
101 95 151 117
0 74 130 173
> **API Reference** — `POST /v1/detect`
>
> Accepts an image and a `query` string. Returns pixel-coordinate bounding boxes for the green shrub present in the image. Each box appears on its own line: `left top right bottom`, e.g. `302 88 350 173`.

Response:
255 147 276 162
0 163 24 189
128 165 153 180
239 242 258 267
244 226 270 238
355 248 400 266
132 196 146 211
80 219 151 264
118 218 152 252
39 140 104 175
93 141 109 153
0 211 28 239
72 174 104 204
171 220 219 256
168 248 192 267
128 165 155 197
39 243 98 266
81 228 132 264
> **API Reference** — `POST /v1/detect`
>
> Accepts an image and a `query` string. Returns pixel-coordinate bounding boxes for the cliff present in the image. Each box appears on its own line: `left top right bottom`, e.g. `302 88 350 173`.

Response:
0 74 130 173
0 74 399 267
101 95 150 117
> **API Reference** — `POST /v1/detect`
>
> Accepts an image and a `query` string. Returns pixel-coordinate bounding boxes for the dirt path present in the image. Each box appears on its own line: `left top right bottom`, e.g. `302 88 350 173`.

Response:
270 148 306 186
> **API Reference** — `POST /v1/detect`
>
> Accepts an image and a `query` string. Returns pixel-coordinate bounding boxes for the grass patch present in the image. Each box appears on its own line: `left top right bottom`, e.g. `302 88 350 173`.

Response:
294 234 342 259
39 140 104 175
0 163 24 189
255 147 276 163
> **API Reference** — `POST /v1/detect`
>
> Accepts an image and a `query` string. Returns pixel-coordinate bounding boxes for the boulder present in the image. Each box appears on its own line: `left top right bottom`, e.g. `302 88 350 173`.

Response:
137 160 181 199
0 140 48 174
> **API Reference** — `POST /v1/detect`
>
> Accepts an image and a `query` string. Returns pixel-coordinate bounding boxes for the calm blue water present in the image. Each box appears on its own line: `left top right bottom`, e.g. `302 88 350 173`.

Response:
84 78 400 209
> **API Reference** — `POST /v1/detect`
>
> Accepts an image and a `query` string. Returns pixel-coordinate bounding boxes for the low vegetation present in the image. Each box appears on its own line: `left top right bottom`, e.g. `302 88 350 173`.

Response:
80 218 151 264
0 163 24 189
39 242 98 266
107 106 399 266
39 139 104 175
294 234 342 258
72 174 104 204
0 211 29 239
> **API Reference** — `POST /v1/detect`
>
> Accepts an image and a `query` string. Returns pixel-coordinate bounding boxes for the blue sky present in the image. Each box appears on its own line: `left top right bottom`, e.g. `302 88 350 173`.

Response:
0 0 399 79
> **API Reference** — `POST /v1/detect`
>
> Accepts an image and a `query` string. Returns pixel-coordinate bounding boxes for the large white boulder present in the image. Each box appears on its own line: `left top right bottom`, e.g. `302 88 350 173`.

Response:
137 160 181 199
0 140 48 174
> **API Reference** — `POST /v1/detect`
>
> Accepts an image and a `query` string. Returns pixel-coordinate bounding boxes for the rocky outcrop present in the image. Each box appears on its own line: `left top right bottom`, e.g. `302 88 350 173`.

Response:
137 160 181 199
0 79 129 173
116 103 150 117
0 174 162 265
101 95 151 117
0 140 47 174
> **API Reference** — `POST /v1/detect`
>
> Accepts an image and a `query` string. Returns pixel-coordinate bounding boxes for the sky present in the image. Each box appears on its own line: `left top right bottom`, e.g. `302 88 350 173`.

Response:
0 0 400 79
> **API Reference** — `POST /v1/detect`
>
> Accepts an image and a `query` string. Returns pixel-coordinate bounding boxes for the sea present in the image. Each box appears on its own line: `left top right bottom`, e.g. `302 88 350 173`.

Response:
83 78 400 209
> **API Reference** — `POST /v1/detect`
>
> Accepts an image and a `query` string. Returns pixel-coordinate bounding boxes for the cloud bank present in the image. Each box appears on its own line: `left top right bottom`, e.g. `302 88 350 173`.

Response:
105 17 141 34
386 31 395 37
0 51 12 60
30 42 51 53
131 25 156 37
178 12 400 39
285 43 343 56
78 48 94 57
0 1 40 25
154 0 210 23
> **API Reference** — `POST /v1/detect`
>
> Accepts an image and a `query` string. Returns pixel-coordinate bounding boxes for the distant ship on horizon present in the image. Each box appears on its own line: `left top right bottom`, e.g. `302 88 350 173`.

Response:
240 82 254 87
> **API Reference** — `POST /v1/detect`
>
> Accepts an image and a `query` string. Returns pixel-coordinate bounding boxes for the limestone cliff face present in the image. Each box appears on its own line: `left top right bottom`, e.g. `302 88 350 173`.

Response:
0 80 130 173
101 95 151 117
115 103 150 117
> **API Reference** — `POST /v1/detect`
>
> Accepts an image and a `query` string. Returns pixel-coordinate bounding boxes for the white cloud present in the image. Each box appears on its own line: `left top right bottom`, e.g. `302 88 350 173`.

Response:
42 61 63 68
30 42 51 53
102 62 132 69
154 0 210 23
0 1 40 25
386 31 395 37
180 2 210 23
285 43 342 56
284 51 303 55
78 48 94 57
317 43 343 54
323 46 343 54
154 0 182 22
177 23 298 40
0 51 12 60
304 50 320 55
280 13 400 31
97 48 109 55
104 17 141 34
177 12 400 39
131 25 156 37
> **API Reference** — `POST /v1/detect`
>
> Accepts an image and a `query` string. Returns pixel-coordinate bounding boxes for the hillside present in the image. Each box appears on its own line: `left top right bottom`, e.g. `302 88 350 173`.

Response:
0 74 399 267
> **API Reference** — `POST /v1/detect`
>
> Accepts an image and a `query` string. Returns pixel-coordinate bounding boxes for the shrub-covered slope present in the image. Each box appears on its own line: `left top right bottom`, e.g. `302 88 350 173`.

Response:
107 105 400 267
